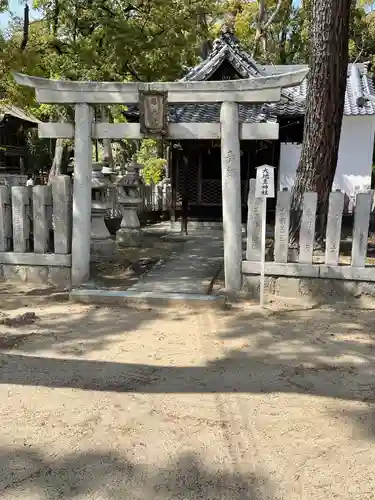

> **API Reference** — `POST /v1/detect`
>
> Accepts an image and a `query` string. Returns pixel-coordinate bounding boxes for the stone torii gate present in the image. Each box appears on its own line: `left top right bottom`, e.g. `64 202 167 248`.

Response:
14 69 308 290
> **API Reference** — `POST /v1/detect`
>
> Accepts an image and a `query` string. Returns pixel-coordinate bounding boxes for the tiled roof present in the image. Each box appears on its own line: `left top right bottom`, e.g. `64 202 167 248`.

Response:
181 30 262 82
0 103 41 125
169 103 277 123
125 102 276 124
181 29 375 118
124 29 375 124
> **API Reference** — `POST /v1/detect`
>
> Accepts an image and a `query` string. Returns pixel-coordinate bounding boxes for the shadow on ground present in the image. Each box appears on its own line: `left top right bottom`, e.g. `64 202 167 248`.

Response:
0 296 162 354
0 290 375 448
0 304 374 402
0 448 275 499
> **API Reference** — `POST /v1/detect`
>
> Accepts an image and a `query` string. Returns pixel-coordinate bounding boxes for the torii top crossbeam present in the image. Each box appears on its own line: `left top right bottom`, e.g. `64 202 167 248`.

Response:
13 69 308 104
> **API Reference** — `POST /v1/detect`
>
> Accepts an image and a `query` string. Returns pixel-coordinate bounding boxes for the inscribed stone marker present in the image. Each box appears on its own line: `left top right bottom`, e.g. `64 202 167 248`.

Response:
0 186 11 251
246 178 262 261
325 191 344 265
11 186 30 252
299 192 317 264
33 185 52 253
351 192 372 267
52 176 72 254
274 189 291 263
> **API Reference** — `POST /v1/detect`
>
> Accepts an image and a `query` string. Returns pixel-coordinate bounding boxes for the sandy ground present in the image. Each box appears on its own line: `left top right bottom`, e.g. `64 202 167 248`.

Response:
0 293 374 499
90 234 184 289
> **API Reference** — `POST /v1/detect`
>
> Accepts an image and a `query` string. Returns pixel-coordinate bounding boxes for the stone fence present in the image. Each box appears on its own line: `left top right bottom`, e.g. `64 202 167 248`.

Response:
0 176 72 288
0 174 27 187
243 180 375 299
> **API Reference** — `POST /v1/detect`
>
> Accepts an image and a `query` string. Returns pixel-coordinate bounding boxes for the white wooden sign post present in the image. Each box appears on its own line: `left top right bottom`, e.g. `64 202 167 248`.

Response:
255 165 275 307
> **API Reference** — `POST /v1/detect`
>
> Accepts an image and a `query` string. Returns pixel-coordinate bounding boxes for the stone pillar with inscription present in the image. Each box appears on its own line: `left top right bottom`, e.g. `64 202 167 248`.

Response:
299 192 317 264
325 190 344 265
352 192 372 267
274 188 291 263
220 101 242 291
246 179 262 261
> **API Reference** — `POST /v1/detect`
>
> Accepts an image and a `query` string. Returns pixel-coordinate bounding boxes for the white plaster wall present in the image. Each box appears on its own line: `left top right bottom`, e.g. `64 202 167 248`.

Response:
279 115 375 197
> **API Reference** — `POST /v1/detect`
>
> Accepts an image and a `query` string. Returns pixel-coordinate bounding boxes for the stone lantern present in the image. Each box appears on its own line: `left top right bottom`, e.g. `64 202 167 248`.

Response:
90 162 115 260
116 159 142 247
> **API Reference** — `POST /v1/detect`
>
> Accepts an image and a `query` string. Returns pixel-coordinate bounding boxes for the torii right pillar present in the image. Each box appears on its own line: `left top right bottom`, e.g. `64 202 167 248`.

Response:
220 101 242 291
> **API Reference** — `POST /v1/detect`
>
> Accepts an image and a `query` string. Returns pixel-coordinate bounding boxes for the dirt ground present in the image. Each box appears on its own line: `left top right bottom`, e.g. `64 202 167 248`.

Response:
0 291 375 499
90 233 184 289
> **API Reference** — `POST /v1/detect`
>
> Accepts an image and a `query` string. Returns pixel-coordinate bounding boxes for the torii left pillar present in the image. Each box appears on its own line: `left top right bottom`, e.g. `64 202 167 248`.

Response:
220 101 242 291
72 104 93 285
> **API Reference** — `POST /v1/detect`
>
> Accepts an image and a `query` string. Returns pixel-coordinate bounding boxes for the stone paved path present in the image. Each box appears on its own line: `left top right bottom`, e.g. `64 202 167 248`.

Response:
129 231 223 294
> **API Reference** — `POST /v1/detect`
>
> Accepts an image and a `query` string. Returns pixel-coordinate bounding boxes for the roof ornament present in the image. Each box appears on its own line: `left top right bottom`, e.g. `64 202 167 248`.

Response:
220 23 232 35
350 64 366 108
221 11 235 32
363 61 372 75
219 15 240 46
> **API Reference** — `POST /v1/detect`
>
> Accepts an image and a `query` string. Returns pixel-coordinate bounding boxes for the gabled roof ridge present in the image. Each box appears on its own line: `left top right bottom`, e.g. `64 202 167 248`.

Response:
220 31 263 74
181 30 263 82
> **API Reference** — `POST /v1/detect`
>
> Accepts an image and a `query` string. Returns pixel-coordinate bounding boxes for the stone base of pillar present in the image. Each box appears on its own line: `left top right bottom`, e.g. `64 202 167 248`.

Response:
170 218 177 231
90 238 116 262
90 207 116 261
116 228 142 247
116 205 142 247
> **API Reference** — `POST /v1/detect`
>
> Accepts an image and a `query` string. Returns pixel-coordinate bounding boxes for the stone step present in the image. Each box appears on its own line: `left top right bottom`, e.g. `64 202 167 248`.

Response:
70 289 226 309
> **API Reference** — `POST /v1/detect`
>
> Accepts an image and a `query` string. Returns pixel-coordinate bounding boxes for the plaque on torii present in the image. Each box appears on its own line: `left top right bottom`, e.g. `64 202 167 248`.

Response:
139 91 168 136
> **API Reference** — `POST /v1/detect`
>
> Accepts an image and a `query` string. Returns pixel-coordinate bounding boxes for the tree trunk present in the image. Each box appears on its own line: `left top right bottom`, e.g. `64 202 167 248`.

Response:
289 0 352 244
48 138 66 184
21 2 29 51
101 106 113 167
279 0 293 64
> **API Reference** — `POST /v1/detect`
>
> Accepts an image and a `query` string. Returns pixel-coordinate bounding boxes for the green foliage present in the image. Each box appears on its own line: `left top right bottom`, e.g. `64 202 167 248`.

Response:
0 0 374 114
136 139 167 185
0 0 375 179
25 132 54 174
217 0 307 64
111 106 128 124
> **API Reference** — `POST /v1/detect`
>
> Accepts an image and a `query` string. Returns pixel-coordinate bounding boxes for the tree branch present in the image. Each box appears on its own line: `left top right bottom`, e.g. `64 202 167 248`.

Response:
53 0 59 37
20 3 29 51
252 0 284 58
123 62 145 81
264 0 284 30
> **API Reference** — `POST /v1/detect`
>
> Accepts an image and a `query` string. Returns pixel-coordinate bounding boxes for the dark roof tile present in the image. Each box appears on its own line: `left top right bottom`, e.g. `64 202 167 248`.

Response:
182 31 375 118
124 32 375 124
